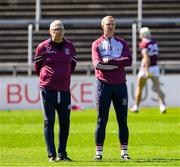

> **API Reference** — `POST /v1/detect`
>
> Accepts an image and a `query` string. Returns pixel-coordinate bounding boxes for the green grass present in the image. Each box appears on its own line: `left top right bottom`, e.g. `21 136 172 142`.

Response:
0 107 180 166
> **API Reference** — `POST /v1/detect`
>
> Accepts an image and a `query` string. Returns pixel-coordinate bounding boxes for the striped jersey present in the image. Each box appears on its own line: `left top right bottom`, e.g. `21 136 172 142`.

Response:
92 36 132 84
139 38 159 66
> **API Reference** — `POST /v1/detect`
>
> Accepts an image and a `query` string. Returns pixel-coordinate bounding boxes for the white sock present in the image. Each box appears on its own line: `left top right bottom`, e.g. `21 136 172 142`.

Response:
121 144 128 156
121 149 128 156
96 145 103 156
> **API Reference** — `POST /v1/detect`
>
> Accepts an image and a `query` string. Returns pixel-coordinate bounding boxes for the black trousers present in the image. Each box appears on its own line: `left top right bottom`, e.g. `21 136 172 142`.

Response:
95 79 129 146
40 88 71 158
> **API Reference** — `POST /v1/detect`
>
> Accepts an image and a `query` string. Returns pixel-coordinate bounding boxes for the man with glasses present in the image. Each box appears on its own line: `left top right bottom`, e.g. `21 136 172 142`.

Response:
34 20 77 162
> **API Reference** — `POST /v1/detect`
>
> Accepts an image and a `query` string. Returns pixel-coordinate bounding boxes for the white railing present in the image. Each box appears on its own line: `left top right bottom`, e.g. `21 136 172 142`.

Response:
0 61 180 77
0 0 180 76
132 23 137 76
28 24 33 76
35 0 41 32
0 19 180 76
138 0 142 30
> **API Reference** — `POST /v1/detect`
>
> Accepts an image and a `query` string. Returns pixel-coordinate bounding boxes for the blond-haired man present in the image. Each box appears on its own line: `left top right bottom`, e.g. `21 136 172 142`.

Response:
91 16 132 160
130 27 166 114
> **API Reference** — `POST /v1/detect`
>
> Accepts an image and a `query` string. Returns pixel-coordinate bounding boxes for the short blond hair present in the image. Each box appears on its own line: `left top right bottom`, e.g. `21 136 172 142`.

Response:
139 27 151 38
101 15 115 28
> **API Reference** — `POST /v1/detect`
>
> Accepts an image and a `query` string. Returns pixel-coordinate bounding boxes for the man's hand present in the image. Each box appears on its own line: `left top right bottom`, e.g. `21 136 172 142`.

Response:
102 57 111 64
145 71 152 78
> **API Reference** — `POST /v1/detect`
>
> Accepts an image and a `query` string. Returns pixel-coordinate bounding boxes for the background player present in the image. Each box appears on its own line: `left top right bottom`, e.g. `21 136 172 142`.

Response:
130 27 166 113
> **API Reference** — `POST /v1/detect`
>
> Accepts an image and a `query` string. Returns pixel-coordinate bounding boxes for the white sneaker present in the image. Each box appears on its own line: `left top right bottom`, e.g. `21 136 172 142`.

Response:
49 157 56 162
130 105 139 113
160 104 166 114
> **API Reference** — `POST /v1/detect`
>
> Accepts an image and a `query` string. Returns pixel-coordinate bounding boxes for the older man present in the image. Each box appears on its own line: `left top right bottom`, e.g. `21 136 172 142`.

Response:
34 20 77 162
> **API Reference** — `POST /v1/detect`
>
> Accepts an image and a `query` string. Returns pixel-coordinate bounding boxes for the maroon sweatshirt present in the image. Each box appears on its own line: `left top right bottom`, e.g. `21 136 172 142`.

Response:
34 38 77 91
92 36 132 84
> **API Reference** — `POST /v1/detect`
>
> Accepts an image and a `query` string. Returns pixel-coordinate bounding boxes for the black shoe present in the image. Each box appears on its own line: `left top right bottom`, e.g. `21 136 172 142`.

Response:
121 154 130 160
161 109 166 114
49 156 56 162
94 155 102 160
57 155 72 161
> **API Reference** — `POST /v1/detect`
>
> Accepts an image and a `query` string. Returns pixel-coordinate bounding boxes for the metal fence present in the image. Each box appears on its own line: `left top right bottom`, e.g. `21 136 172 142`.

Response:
0 0 180 76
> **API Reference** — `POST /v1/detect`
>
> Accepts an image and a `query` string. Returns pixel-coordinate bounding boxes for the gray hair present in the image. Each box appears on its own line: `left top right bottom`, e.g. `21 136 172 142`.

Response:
49 20 64 30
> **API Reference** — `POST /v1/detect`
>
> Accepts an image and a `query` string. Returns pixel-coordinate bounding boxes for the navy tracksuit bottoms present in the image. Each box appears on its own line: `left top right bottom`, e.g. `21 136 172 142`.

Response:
95 79 129 146
40 88 71 158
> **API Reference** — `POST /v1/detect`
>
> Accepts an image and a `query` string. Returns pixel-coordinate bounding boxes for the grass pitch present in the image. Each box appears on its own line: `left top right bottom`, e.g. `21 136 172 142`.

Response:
0 107 180 166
